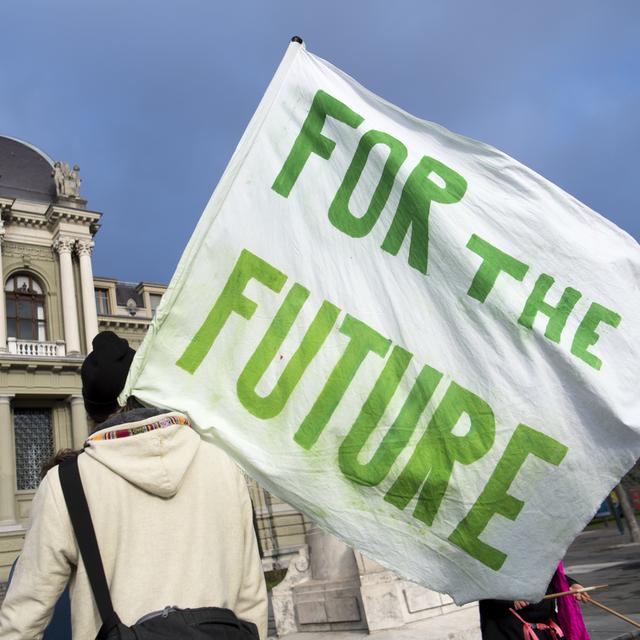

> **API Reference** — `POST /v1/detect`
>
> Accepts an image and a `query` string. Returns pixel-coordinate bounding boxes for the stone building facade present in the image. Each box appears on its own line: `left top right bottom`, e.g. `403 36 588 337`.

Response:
0 135 308 590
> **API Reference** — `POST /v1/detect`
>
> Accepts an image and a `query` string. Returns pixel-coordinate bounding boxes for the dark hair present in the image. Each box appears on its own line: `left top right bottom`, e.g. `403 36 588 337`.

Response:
40 396 145 479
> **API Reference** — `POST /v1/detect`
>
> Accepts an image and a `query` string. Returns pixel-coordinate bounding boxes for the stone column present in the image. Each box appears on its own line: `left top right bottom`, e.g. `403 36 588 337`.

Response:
307 524 359 581
0 220 7 352
0 395 16 525
76 240 99 353
54 237 81 355
69 395 89 449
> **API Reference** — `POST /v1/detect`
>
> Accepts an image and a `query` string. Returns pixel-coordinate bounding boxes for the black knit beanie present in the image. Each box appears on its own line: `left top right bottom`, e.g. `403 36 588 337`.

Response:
81 331 136 420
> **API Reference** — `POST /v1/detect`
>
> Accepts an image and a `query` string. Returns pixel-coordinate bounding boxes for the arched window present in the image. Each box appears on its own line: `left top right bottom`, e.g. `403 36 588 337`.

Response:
5 273 46 341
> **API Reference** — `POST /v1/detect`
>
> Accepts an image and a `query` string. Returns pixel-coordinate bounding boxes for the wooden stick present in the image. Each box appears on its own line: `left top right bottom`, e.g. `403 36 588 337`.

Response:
543 584 608 600
587 598 640 630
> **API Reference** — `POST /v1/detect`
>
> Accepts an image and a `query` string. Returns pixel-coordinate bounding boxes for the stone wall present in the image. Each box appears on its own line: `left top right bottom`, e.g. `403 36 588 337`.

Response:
272 529 480 637
0 531 25 584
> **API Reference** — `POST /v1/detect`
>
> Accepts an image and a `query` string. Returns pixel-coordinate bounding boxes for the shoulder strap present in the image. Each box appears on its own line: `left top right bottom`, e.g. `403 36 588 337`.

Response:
509 608 540 640
59 455 120 632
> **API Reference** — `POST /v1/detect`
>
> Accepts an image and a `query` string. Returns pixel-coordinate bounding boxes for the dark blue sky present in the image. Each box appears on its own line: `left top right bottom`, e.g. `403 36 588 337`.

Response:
2 1 638 283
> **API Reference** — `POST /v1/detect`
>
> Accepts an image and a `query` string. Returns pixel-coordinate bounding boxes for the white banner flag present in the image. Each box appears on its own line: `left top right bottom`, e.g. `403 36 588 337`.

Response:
122 41 640 603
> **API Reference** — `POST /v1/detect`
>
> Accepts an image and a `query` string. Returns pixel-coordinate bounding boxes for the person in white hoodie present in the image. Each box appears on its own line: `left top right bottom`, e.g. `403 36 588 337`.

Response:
0 331 267 639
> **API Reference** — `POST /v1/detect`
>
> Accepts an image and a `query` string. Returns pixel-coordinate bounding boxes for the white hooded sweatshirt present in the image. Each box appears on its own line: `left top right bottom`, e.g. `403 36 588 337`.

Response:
0 410 267 639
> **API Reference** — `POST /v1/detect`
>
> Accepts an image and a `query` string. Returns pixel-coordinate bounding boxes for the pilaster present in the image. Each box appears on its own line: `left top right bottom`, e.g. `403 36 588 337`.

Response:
69 395 88 449
0 395 16 526
0 220 6 351
76 240 99 352
53 236 81 355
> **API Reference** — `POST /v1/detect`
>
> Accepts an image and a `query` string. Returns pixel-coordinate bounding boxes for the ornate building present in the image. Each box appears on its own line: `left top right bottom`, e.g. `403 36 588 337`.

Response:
0 135 308 595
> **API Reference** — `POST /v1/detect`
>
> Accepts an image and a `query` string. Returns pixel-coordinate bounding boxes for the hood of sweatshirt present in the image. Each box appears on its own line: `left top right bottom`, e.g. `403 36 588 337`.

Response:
83 410 201 498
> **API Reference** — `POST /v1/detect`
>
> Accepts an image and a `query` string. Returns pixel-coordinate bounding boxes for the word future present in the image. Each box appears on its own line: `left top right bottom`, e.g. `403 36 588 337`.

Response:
177 249 567 571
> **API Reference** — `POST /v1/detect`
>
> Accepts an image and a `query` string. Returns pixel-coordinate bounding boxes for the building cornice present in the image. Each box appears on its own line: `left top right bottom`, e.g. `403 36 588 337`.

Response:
0 196 16 212
0 354 84 372
0 201 102 235
98 316 152 329
0 524 26 536
46 205 101 235
2 209 48 229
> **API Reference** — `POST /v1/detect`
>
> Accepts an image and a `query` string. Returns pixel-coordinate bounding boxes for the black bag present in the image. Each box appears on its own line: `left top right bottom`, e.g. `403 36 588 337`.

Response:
59 456 259 639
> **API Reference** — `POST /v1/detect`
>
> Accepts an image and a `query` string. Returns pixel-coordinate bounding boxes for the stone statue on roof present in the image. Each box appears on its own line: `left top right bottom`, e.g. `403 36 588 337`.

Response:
52 161 82 198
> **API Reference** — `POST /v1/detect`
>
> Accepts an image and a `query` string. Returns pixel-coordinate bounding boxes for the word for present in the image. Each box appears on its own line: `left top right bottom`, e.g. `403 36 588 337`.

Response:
272 89 467 275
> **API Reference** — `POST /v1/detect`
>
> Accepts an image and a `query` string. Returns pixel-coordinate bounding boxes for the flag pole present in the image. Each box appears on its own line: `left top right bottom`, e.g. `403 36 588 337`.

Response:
587 598 640 630
122 32 307 401
542 584 607 600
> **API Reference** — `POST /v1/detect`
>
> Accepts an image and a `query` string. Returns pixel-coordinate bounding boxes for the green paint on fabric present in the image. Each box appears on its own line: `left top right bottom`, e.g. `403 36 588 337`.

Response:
294 314 391 450
518 274 582 343
380 155 467 274
339 345 414 486
272 89 364 198
329 130 407 238
449 424 567 570
571 302 621 370
237 283 341 419
385 381 495 527
177 250 287 374
466 234 529 302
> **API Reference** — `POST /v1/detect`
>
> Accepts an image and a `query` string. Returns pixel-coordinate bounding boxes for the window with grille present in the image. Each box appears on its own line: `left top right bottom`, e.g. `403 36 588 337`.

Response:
95 288 110 315
14 408 54 490
5 273 46 341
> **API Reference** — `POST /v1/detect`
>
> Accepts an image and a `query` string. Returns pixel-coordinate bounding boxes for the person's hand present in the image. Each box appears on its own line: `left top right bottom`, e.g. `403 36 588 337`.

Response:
514 600 530 610
570 584 590 603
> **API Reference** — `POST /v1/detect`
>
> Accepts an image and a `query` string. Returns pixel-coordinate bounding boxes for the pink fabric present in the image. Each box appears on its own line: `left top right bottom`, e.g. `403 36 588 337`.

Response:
551 561 590 640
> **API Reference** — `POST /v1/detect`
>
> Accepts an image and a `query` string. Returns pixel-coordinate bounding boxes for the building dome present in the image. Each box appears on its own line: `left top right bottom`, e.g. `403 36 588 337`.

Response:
0 135 57 203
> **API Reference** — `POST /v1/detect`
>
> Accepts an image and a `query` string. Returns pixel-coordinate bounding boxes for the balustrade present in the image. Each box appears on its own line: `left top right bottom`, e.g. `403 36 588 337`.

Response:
6 337 66 357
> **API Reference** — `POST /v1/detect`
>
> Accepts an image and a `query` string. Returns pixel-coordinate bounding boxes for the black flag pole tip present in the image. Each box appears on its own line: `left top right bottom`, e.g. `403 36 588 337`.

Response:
291 36 304 44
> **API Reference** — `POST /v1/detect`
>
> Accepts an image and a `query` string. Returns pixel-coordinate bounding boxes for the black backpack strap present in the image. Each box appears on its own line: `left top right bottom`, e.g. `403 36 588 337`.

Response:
59 455 121 633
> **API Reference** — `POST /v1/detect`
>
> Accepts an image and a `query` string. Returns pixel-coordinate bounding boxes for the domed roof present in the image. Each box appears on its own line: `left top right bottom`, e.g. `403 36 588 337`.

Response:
0 135 57 203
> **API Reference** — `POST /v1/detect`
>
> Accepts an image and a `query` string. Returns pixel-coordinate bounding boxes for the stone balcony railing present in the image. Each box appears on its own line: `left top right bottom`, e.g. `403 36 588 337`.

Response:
6 337 66 357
